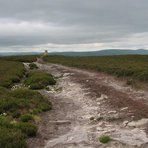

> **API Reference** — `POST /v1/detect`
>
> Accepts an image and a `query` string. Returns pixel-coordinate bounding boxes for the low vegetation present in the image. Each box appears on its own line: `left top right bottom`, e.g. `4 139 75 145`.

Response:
0 58 55 147
0 116 37 147
44 55 148 83
0 61 53 147
0 61 25 88
29 63 38 69
0 88 52 119
9 88 52 115
0 87 52 147
0 126 26 148
25 71 56 90
99 135 111 144
20 114 34 122
14 122 37 137
0 55 38 62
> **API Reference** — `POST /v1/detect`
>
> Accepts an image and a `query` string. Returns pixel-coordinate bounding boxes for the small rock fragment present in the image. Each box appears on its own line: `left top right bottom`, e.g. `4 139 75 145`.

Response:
128 118 148 128
96 127 104 131
90 117 95 121
123 121 129 127
63 73 70 77
96 94 108 101
108 110 117 114
120 107 128 111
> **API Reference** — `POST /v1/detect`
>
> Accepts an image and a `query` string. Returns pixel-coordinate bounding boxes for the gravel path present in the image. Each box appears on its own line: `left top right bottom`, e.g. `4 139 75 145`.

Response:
27 62 148 148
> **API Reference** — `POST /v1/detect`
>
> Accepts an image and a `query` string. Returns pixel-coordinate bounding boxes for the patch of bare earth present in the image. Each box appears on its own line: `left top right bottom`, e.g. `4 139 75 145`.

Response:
28 62 148 148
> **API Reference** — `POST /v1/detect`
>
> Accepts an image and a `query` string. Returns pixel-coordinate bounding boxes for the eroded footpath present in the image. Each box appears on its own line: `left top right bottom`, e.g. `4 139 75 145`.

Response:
28 62 148 148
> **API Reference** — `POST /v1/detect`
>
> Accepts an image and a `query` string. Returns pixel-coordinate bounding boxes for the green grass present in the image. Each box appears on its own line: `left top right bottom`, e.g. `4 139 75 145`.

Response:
44 55 148 82
99 135 111 144
25 71 56 90
0 61 25 88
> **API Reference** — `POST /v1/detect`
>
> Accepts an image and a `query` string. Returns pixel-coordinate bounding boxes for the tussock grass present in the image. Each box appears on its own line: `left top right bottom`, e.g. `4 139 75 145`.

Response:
20 114 33 122
0 59 53 147
99 135 111 144
25 71 56 90
0 61 25 88
0 127 27 148
0 87 52 119
29 63 38 69
14 122 37 137
0 88 52 147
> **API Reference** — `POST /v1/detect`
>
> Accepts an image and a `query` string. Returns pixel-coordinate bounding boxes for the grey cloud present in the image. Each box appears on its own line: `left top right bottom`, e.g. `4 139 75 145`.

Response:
0 0 148 51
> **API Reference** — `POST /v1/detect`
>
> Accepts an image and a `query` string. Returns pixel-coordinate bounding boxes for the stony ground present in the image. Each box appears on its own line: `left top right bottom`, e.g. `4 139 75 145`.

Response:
27 62 148 148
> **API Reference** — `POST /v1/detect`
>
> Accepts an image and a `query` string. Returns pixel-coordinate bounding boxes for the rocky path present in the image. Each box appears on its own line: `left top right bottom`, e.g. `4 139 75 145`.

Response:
28 62 148 148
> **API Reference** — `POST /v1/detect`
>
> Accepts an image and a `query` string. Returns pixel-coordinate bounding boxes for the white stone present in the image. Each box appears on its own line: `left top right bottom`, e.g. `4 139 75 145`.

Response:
98 113 101 117
96 94 108 101
120 107 128 111
128 118 148 128
108 110 117 114
63 73 70 77
123 121 129 127
112 128 148 147
96 127 104 131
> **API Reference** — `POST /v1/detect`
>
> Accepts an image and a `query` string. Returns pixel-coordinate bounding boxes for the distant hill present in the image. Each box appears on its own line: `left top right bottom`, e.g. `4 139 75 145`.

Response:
0 52 41 56
49 49 148 56
0 49 148 57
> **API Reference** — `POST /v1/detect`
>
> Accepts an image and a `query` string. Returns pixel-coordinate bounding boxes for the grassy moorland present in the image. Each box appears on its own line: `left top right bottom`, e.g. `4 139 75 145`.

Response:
0 55 38 62
0 61 25 88
0 87 52 148
44 55 148 83
0 60 55 147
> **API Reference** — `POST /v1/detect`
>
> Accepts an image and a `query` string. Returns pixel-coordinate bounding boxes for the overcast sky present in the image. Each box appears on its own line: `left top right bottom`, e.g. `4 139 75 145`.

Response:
0 0 148 52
